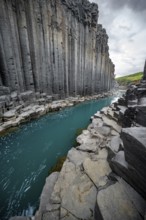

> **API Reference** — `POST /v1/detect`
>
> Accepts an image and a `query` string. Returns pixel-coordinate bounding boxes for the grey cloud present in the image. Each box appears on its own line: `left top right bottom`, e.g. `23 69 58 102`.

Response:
107 0 146 11
119 25 131 31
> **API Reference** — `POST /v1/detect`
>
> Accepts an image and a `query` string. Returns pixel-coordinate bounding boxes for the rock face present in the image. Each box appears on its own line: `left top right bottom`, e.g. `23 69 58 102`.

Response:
0 0 114 98
143 60 146 80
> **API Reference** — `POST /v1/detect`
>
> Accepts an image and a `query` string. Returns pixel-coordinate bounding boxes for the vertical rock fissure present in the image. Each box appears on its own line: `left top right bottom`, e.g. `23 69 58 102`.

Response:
0 0 114 97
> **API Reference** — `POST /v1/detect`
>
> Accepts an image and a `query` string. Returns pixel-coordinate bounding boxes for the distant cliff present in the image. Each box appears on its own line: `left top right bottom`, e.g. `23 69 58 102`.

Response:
0 0 114 98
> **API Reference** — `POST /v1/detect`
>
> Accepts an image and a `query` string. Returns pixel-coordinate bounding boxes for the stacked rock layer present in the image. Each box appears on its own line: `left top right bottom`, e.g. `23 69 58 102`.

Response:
0 0 114 98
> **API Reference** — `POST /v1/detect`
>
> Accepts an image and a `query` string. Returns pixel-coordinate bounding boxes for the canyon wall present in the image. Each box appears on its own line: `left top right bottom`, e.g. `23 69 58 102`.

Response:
0 0 114 98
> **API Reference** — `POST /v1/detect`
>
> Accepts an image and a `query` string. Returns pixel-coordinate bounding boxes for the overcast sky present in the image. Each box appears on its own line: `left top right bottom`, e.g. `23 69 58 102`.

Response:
91 0 146 77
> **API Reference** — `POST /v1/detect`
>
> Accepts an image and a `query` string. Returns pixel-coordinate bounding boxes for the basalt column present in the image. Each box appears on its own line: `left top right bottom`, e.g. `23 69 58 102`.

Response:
0 0 115 98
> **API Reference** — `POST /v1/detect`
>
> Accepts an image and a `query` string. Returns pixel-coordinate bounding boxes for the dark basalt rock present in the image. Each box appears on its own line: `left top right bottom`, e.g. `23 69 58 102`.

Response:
61 0 99 27
120 127 146 198
0 0 114 100
143 60 146 80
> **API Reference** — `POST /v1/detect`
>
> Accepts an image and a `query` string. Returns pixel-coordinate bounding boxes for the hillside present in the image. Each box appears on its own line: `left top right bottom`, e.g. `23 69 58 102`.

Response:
116 72 143 86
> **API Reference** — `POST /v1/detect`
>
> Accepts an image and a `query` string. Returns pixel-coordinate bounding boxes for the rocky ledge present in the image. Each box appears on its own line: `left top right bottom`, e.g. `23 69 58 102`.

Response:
0 90 112 135
32 78 146 220
10 76 146 220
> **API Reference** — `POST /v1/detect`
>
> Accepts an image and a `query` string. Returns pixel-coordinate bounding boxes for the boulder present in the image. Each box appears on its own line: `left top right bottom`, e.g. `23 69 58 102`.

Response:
42 210 59 220
83 158 111 188
67 148 90 166
136 105 146 126
121 127 146 178
35 172 59 220
102 115 121 133
3 110 17 121
51 160 97 220
111 151 146 198
97 180 145 220
19 91 35 102
107 136 121 154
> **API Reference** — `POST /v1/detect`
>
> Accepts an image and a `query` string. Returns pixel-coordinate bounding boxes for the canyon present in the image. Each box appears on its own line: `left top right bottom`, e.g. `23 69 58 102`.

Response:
0 0 114 99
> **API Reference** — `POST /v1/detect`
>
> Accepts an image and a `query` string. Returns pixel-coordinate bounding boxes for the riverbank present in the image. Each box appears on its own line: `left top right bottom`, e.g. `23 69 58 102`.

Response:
33 99 146 220
9 79 146 219
0 91 114 136
32 79 146 220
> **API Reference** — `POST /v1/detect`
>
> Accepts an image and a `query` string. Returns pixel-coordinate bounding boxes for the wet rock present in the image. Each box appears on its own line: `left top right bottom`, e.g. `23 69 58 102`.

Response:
35 172 59 220
94 111 102 119
10 217 30 220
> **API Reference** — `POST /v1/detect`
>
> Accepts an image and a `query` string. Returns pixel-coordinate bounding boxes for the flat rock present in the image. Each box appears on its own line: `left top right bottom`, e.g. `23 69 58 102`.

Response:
67 148 89 166
42 210 59 220
100 107 108 115
51 161 77 204
51 160 97 219
111 151 128 169
97 181 143 220
117 105 127 114
118 178 146 217
95 126 111 136
3 110 17 118
108 136 121 154
94 111 102 118
111 129 119 136
102 115 121 133
61 170 97 219
77 142 99 153
60 208 79 220
91 148 108 161
83 158 111 188
76 130 99 151
92 118 103 128
35 172 59 220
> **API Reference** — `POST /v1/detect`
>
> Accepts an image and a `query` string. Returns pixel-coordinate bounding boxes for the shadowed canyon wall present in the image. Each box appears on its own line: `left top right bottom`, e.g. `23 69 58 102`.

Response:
0 0 114 98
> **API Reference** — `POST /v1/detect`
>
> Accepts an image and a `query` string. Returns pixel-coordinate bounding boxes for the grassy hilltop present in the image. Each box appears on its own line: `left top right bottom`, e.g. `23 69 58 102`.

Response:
116 72 143 86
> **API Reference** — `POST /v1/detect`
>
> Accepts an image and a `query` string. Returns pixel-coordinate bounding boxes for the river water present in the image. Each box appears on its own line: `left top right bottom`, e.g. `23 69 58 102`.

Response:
0 96 117 220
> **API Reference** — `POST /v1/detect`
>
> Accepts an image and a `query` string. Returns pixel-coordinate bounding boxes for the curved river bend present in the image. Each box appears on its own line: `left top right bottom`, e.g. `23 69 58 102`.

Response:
0 97 116 220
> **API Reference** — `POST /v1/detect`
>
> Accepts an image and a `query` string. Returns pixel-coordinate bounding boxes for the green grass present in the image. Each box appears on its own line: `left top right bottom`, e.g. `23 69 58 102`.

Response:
116 72 143 86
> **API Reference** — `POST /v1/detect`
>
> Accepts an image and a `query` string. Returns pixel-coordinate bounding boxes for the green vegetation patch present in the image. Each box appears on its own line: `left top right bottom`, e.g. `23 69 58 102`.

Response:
49 156 66 174
0 127 19 137
116 72 143 86
73 127 87 148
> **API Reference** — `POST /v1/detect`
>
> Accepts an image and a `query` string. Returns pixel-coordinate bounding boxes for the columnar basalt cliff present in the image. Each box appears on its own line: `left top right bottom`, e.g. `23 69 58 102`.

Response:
0 0 114 98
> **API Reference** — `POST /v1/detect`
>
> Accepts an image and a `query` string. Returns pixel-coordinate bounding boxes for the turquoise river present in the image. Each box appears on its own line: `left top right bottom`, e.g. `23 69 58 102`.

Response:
0 96 117 220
